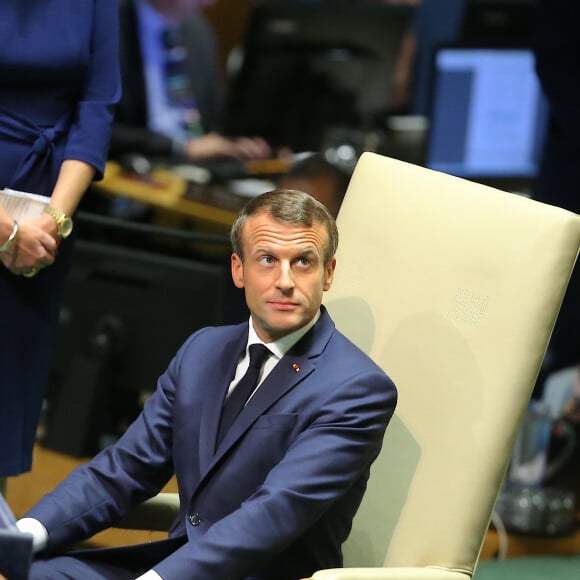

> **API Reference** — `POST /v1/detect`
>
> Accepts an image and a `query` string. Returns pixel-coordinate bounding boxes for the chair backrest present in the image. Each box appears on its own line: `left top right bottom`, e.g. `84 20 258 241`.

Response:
323 153 580 575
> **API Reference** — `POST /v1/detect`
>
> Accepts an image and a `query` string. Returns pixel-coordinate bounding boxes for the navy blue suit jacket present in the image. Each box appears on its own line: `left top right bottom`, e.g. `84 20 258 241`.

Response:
26 308 396 580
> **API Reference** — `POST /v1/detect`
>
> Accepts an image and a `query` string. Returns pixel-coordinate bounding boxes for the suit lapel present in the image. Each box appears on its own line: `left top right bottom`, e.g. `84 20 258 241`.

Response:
191 309 336 497
197 327 247 469
215 352 315 453
210 309 336 459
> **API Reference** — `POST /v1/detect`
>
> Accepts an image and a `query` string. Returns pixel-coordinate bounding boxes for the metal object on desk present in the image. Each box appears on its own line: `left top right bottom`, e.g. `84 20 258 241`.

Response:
171 163 212 185
495 401 577 535
182 171 275 211
184 182 249 213
509 401 554 487
495 484 576 536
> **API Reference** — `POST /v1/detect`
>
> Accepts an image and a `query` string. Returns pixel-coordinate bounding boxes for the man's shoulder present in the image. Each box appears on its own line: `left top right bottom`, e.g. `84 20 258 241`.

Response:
329 327 387 372
170 322 248 371
316 328 397 409
181 321 248 350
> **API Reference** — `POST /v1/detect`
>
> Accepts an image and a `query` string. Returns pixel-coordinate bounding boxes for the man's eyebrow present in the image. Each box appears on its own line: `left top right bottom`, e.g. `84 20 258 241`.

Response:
252 245 273 255
296 248 321 259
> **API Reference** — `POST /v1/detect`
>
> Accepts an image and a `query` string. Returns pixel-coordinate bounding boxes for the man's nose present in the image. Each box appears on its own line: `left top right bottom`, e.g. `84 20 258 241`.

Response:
276 263 294 290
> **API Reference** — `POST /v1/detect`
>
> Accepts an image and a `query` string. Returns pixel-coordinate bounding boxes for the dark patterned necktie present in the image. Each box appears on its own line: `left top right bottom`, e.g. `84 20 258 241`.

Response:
216 344 270 446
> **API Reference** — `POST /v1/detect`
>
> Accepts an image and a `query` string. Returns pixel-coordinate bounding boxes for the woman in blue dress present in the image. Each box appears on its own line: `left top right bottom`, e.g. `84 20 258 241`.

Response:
0 1 121 488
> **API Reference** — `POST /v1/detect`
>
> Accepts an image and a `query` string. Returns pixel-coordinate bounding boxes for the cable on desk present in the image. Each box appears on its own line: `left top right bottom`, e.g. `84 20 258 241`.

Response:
490 509 509 560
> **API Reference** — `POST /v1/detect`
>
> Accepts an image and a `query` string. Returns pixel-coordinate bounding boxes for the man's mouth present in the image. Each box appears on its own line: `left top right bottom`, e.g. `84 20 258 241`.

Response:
269 301 298 311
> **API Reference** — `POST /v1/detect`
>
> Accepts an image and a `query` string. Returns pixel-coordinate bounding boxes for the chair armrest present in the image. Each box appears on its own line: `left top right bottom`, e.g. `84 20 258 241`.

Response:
311 568 471 580
115 492 180 531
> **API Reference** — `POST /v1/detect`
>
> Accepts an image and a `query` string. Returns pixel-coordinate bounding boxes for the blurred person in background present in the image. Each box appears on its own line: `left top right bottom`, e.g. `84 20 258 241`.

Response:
111 0 273 164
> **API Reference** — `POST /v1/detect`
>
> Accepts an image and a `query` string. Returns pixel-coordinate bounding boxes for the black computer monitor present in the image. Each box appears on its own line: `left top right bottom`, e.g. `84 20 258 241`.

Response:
424 45 548 191
44 237 231 456
410 0 539 117
224 1 413 151
460 0 538 47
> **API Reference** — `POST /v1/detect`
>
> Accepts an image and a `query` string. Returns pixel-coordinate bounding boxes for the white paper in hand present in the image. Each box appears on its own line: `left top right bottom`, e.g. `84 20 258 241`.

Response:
0 188 49 221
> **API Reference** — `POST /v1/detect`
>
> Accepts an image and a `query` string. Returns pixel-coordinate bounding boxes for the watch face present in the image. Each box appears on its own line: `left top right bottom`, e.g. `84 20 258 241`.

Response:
60 217 73 238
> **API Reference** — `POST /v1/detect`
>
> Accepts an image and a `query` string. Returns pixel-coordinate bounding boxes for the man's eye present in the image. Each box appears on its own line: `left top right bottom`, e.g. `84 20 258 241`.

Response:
297 257 312 266
259 256 274 265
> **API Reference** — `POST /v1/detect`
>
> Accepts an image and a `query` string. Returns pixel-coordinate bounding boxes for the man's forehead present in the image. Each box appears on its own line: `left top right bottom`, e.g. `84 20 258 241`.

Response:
243 214 328 250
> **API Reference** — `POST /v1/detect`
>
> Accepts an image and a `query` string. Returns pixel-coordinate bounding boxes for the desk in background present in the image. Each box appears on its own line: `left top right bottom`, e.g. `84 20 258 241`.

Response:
91 159 293 262
94 161 243 230
93 152 354 232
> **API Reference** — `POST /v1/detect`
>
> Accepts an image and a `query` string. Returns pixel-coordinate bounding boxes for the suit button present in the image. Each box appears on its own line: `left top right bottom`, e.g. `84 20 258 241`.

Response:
188 512 202 526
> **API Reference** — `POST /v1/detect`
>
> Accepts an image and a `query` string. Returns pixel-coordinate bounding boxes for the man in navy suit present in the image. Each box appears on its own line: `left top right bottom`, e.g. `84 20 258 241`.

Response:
19 189 397 580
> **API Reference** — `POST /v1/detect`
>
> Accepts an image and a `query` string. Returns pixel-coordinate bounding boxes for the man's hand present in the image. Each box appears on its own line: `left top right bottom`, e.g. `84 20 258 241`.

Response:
185 132 272 162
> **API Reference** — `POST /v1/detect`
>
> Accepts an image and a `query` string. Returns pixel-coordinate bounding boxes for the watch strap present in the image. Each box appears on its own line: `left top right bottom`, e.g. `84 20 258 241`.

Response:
43 206 73 238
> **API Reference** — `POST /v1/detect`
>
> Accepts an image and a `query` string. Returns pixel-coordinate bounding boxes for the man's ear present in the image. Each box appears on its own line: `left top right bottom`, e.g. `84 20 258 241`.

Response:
231 253 245 289
323 257 336 291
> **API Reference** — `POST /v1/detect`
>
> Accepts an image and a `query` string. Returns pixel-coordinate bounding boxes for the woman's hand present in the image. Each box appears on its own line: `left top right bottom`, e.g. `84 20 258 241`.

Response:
0 220 57 277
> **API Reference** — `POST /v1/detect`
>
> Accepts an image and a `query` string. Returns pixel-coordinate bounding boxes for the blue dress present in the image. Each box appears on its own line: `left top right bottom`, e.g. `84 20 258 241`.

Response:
0 0 120 475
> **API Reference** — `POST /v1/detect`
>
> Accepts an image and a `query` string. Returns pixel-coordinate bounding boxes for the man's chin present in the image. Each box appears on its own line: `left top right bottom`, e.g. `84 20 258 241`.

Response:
261 312 304 339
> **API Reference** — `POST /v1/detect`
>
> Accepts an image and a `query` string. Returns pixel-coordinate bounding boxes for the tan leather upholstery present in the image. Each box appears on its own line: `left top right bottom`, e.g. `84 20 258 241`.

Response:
313 153 580 579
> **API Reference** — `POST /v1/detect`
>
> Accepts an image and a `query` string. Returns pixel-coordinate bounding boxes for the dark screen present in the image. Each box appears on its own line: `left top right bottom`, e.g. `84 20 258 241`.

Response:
224 2 413 151
44 239 229 456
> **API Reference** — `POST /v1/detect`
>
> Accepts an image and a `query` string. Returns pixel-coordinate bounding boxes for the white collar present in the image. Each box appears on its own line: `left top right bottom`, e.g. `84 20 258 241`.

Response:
247 310 321 360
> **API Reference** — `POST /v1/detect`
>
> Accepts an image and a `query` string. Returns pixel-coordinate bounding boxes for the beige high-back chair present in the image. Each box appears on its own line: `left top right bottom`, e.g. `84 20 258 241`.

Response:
310 152 580 580
116 152 580 580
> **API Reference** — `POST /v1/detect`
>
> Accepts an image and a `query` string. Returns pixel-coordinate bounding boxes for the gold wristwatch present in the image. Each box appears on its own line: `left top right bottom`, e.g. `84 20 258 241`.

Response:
43 206 73 239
